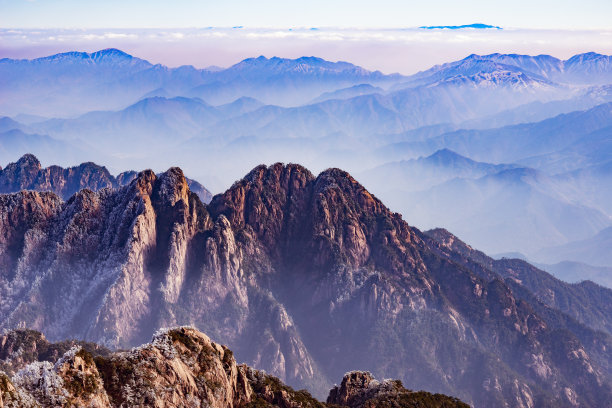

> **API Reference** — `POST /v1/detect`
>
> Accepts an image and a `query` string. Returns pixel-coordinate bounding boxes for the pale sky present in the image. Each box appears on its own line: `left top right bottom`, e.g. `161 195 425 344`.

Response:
2 0 612 30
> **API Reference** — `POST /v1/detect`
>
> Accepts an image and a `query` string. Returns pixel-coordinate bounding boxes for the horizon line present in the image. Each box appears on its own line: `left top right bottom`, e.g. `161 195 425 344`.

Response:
4 25 612 31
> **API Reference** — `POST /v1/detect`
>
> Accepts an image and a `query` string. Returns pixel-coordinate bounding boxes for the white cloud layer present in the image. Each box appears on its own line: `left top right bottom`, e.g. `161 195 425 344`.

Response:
1 27 611 74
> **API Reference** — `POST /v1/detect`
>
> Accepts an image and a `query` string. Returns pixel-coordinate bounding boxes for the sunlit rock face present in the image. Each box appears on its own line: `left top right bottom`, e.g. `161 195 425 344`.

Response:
0 327 469 408
0 163 611 407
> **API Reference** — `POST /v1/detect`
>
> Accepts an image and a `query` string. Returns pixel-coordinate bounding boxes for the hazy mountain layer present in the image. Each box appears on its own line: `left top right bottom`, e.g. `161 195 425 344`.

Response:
0 163 610 407
419 102 612 165
0 128 87 169
3 103 611 261
359 150 612 257
536 261 612 289
358 148 519 193
535 226 612 267
0 49 403 117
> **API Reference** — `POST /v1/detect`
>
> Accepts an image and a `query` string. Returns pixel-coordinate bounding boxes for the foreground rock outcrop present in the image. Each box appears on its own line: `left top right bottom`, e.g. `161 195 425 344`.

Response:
0 327 467 408
327 371 469 408
0 329 111 377
1 161 611 407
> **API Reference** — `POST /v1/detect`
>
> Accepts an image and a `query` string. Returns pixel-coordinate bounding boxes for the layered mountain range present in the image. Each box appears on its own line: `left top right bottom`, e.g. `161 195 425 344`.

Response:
1 50 611 271
0 49 401 117
359 141 612 267
2 49 611 118
2 51 612 408
1 161 611 407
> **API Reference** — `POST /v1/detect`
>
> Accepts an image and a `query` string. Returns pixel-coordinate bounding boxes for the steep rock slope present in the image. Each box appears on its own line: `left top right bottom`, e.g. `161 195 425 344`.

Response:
0 327 316 408
424 228 612 336
0 163 610 407
0 327 466 408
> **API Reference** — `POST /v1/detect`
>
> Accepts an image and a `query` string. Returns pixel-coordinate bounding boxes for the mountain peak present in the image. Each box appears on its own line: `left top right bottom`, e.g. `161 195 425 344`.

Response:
89 48 137 62
228 55 370 77
407 55 552 89
16 153 41 169
208 163 315 237
427 148 466 160
565 52 612 69
420 23 502 30
463 53 481 60
243 162 314 185
295 56 326 64
93 48 132 57
420 148 486 167
31 48 151 69
126 95 210 111
0 155 43 197
155 167 190 206
569 52 605 61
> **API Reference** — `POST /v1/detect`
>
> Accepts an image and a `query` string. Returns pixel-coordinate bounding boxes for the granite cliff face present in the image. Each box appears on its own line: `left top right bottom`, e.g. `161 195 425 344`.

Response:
0 154 116 200
0 162 611 407
0 154 212 203
0 327 466 408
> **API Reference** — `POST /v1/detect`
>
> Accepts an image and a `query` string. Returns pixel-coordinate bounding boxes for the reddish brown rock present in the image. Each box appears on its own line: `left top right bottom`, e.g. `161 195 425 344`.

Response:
0 162 611 407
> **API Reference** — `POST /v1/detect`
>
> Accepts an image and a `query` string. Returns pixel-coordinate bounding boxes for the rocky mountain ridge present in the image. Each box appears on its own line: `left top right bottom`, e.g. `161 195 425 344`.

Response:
0 162 610 407
404 52 612 86
0 326 468 408
0 154 212 203
424 227 612 335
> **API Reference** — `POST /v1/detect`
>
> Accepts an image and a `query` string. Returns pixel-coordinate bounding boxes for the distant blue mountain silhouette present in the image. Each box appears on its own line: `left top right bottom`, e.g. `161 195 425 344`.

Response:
419 23 502 30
